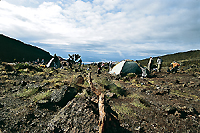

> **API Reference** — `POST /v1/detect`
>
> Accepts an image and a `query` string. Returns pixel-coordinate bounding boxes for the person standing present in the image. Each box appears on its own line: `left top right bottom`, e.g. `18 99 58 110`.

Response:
97 62 101 74
147 57 154 72
157 57 162 72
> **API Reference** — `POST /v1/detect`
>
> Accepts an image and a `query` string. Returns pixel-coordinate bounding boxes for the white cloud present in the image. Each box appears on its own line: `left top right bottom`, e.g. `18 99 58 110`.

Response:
0 0 200 62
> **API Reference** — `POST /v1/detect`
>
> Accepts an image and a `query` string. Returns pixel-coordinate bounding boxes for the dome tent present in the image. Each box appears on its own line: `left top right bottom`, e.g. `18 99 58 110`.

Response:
46 54 61 68
109 60 142 76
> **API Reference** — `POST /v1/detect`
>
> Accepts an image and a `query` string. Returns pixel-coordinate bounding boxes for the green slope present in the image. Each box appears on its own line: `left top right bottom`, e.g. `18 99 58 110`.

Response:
138 50 200 67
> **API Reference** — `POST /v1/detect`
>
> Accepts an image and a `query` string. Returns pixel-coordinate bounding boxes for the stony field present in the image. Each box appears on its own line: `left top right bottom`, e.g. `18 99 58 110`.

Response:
0 62 199 132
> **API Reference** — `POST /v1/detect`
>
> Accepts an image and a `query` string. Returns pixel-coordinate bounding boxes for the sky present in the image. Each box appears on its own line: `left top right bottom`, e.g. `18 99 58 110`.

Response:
0 0 200 62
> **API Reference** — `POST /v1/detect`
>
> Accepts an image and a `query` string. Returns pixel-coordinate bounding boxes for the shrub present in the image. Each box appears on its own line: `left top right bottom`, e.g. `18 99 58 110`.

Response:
127 73 137 78
15 63 43 72
105 83 126 96
32 90 52 102
17 87 39 98
4 64 14 71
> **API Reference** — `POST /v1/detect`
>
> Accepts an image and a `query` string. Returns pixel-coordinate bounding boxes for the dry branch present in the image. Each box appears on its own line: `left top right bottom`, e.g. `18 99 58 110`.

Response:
99 93 106 133
88 72 101 96
88 72 106 133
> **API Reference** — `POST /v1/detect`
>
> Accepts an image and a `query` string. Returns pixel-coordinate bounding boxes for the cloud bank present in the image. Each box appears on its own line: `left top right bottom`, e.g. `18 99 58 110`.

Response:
0 0 200 62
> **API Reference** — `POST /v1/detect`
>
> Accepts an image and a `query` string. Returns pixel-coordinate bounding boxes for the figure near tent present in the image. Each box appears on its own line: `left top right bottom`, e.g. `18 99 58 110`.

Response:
147 57 154 72
157 57 162 72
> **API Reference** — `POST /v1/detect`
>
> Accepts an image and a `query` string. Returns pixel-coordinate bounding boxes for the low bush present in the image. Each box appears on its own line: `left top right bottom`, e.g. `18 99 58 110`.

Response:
15 63 43 72
32 90 52 102
105 83 126 96
16 87 39 98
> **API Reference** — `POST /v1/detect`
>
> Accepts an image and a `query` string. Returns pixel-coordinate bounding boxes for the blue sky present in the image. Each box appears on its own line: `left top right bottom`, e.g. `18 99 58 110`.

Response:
0 0 200 62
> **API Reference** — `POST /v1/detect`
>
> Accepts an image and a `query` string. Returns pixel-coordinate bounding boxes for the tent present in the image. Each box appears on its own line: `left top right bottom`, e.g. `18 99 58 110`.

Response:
109 61 142 76
46 57 61 68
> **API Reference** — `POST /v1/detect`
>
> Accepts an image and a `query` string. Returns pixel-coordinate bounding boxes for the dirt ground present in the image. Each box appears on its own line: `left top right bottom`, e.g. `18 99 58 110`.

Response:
0 63 199 132
109 71 200 132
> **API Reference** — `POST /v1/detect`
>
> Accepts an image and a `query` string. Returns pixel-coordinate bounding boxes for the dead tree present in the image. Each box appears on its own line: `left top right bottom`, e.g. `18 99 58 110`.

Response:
88 72 106 133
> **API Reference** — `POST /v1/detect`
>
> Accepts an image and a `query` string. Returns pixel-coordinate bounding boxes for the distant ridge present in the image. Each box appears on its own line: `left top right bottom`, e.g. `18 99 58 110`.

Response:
138 49 200 67
0 34 52 62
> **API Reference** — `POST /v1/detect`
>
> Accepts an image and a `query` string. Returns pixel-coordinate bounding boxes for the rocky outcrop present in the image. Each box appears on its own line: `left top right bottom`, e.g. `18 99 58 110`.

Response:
47 96 99 133
50 85 78 107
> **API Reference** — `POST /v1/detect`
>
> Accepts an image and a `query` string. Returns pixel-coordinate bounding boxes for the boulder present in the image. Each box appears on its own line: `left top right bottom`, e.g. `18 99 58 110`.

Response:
106 92 116 98
21 81 27 87
75 75 84 84
50 85 78 107
47 96 99 133
47 95 129 133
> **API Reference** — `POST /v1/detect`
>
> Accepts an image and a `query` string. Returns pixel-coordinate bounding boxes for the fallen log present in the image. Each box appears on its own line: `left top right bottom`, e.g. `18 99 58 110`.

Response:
88 72 105 133
88 72 101 96
99 93 106 133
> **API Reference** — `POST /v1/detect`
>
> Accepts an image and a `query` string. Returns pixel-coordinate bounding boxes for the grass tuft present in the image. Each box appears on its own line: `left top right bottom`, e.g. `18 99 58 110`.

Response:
32 90 52 102
16 87 39 98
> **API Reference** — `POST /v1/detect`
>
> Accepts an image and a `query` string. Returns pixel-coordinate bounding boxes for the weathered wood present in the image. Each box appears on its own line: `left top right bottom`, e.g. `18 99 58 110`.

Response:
99 93 106 133
88 72 101 96
88 72 106 133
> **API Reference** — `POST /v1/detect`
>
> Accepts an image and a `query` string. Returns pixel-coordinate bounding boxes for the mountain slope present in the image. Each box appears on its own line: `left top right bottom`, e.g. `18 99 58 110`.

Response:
138 50 200 67
0 34 52 62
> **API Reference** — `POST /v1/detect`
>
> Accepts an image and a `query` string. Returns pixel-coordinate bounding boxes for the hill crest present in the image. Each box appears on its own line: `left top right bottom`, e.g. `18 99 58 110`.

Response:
0 34 52 63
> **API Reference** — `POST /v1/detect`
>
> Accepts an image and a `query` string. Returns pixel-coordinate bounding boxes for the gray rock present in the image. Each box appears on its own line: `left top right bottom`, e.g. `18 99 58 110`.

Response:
75 75 84 84
50 85 78 107
106 92 116 98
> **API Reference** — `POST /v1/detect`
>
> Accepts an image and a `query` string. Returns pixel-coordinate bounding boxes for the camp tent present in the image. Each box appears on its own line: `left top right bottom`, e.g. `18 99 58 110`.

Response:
46 57 61 68
109 61 142 76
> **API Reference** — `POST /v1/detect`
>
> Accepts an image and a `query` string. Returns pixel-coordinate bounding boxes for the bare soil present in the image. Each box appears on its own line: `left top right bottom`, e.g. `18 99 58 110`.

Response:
0 63 199 132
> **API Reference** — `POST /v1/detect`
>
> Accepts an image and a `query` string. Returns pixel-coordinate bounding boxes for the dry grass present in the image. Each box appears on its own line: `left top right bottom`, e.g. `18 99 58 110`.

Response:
32 90 52 102
16 87 39 98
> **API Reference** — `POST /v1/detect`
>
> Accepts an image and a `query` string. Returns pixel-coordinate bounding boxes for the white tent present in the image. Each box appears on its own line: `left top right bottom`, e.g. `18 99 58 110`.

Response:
109 61 142 76
46 58 54 68
46 57 61 68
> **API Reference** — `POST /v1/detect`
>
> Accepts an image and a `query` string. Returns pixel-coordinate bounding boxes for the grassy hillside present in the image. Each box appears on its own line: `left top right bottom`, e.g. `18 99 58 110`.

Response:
138 50 200 67
0 34 52 63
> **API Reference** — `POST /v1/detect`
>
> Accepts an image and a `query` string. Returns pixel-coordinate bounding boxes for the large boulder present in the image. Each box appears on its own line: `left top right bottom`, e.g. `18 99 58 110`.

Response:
50 85 78 107
47 96 99 132
47 95 130 133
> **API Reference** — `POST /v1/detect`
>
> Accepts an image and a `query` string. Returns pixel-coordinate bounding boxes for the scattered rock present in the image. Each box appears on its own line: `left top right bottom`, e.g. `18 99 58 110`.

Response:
175 80 180 84
21 81 27 87
0 103 4 108
139 98 151 107
106 92 116 98
75 75 84 84
154 89 169 95
50 85 78 107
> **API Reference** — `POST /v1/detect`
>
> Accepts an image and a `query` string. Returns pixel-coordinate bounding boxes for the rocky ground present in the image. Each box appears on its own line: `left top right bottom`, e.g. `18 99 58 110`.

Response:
0 62 199 132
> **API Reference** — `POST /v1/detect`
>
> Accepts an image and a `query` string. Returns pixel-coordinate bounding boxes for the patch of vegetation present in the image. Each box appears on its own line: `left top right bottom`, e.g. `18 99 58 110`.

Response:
127 73 137 79
14 63 43 72
130 99 147 109
16 87 39 98
94 76 111 86
2 63 14 72
76 80 90 89
93 76 126 96
138 50 200 67
111 103 136 120
170 90 199 100
75 89 91 98
127 93 149 109
106 83 126 96
54 82 64 88
127 93 141 99
32 90 52 102
44 78 63 84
